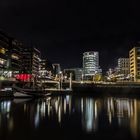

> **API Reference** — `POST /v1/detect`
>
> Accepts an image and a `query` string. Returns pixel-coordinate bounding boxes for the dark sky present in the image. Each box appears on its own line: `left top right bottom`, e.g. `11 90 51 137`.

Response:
0 0 140 72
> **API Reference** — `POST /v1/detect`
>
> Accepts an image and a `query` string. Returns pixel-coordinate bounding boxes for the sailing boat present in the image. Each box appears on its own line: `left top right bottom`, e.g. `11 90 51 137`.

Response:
13 73 73 97
13 74 48 98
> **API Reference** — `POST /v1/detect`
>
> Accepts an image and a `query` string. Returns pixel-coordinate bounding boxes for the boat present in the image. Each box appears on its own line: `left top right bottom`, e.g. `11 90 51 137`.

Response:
12 74 73 98
13 85 73 97
12 85 49 98
0 80 14 97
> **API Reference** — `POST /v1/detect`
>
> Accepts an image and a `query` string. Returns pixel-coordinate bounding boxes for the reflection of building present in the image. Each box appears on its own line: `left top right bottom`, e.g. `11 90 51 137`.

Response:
118 58 130 76
46 96 72 123
106 97 140 139
0 100 13 132
81 98 100 132
129 47 140 81
22 47 41 76
130 99 140 139
83 51 101 79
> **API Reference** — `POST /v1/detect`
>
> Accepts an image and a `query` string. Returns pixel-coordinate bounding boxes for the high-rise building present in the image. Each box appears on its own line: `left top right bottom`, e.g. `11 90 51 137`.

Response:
129 47 140 81
10 39 23 71
118 58 130 76
0 32 10 70
52 64 61 75
83 51 101 79
75 68 83 81
22 47 41 76
39 59 53 79
0 31 23 78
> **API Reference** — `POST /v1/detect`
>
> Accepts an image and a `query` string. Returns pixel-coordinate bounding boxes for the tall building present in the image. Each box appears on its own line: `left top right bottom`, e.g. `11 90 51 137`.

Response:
52 64 61 75
0 32 10 70
75 68 83 81
64 68 83 81
39 59 53 79
22 47 41 76
83 51 101 79
118 58 130 76
0 31 23 77
10 39 23 71
129 47 140 81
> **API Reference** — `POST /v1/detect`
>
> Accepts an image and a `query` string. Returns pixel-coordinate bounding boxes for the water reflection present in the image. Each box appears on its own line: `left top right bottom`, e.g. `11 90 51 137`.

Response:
81 98 99 132
44 96 140 139
0 95 140 139
0 100 13 133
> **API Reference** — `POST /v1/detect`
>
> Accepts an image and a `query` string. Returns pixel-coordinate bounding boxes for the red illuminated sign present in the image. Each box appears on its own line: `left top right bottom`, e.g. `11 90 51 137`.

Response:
15 74 32 82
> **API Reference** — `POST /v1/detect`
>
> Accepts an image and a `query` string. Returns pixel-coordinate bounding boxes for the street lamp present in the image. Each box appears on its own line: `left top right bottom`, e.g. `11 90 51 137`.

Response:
59 71 63 90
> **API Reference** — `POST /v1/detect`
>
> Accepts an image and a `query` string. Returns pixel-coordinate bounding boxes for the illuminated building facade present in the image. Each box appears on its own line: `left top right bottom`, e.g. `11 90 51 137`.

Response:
10 39 23 71
64 68 83 81
52 64 61 75
83 51 101 79
0 32 9 69
22 47 41 76
118 58 130 76
0 31 23 78
75 68 83 81
64 69 76 80
39 59 53 79
129 47 140 81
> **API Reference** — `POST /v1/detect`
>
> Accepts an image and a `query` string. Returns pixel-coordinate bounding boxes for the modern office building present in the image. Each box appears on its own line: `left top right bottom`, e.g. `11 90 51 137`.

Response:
118 58 130 76
83 51 101 79
64 68 83 81
39 59 53 79
0 32 9 69
10 39 23 71
52 64 61 75
129 47 140 82
64 69 76 81
21 47 41 76
75 68 83 81
0 31 23 78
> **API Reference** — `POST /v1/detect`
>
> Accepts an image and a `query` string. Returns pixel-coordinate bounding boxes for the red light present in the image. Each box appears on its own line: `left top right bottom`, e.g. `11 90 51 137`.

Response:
15 74 32 82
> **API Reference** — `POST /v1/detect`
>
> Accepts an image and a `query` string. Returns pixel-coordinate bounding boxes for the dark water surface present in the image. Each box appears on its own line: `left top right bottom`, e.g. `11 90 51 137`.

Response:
0 94 140 140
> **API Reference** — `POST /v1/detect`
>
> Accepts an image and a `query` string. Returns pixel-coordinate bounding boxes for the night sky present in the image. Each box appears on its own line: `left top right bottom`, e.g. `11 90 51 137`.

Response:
0 0 140 72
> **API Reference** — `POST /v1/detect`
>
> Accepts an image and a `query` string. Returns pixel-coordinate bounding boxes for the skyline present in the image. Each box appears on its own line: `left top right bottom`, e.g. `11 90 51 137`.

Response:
0 0 140 70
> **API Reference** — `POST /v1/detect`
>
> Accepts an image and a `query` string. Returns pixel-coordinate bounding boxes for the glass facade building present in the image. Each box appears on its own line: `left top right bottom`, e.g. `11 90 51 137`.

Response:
83 51 101 78
22 47 41 76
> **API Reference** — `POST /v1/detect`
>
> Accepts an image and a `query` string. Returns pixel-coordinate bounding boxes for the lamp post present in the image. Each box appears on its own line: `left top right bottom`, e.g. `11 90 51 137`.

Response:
69 73 72 90
59 71 63 90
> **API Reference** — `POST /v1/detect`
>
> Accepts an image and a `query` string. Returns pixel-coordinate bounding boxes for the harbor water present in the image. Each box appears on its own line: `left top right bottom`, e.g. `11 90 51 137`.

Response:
0 92 140 140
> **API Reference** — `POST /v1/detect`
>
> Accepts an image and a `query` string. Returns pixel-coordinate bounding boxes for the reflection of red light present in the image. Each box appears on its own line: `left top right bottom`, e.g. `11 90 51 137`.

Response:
15 74 32 82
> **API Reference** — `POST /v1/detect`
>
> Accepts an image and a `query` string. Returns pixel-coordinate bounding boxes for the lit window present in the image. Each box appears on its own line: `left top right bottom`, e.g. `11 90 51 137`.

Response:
0 58 6 65
11 54 19 60
0 48 7 54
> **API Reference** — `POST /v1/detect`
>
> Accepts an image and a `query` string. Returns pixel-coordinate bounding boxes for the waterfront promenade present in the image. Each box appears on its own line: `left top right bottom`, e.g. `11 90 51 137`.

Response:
1 79 140 97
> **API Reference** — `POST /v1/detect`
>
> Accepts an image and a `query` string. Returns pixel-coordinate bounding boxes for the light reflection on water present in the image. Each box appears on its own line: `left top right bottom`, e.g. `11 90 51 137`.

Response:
0 95 140 139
